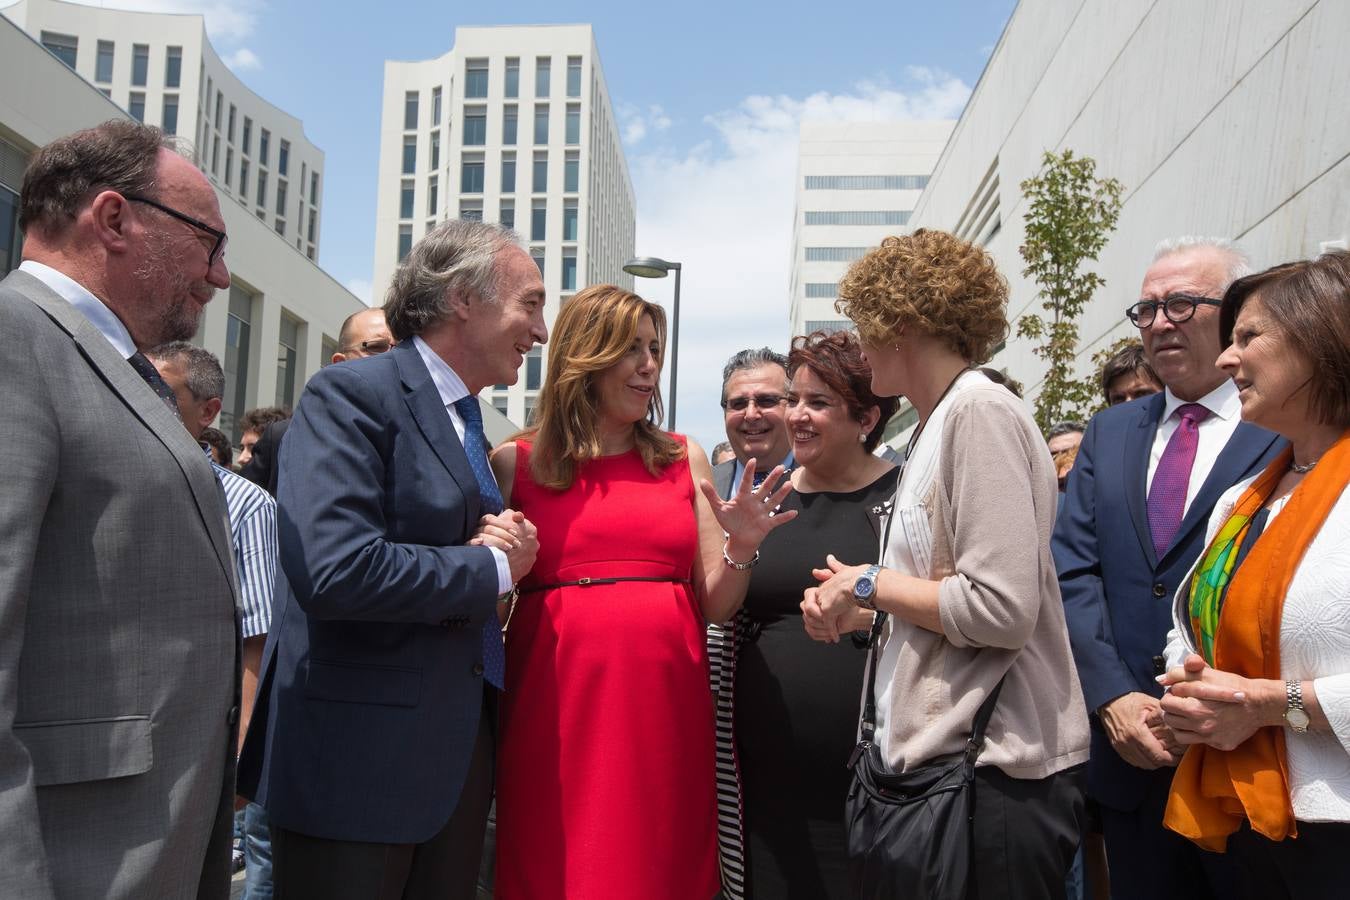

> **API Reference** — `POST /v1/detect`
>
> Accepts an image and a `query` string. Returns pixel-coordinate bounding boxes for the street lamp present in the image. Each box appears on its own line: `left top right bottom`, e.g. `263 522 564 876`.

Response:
622 255 682 431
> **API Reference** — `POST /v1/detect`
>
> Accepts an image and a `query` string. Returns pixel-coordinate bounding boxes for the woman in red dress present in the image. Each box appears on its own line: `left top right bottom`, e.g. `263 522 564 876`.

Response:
485 284 794 899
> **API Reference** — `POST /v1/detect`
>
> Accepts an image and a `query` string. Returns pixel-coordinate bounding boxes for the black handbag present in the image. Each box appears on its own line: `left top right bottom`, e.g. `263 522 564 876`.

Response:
844 611 1004 900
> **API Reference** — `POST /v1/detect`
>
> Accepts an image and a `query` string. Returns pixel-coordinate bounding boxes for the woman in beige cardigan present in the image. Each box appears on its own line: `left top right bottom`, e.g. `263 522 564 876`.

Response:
802 229 1090 899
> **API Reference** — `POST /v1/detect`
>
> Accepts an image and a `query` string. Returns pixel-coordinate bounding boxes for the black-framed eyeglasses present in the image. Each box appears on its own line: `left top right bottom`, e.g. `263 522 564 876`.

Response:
1125 294 1221 327
359 339 396 355
721 393 787 412
124 194 228 266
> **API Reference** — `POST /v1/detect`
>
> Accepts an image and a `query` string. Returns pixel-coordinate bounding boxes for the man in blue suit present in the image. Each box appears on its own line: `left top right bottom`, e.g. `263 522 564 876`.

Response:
1054 238 1283 899
239 219 547 899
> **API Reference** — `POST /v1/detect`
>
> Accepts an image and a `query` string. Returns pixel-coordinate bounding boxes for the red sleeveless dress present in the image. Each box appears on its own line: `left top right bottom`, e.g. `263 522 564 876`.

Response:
495 439 720 899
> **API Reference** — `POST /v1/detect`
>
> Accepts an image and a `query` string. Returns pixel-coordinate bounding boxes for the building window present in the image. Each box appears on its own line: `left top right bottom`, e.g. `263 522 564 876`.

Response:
162 95 179 135
239 117 251 155
399 180 414 218
463 108 487 145
530 200 546 241
165 46 182 88
492 395 508 415
95 40 114 82
459 200 483 222
524 396 538 426
300 162 307 197
308 208 317 243
531 247 544 274
502 106 517 145
431 86 442 126
310 171 319 203
805 319 853 335
804 210 911 226
227 105 236 142
397 224 412 261
534 56 550 96
532 152 547 193
505 57 519 98
565 104 580 145
222 285 253 443
804 247 868 262
275 217 284 235
526 347 542 390
461 156 485 193
224 148 233 186
257 170 268 209
533 105 549 144
130 43 149 85
275 180 287 216
401 136 416 174
465 58 489 98
562 200 578 241
567 56 582 98
259 129 271 166
427 176 438 217
239 159 250 197
804 283 837 298
404 91 419 130
501 153 516 193
804 174 930 190
499 200 514 230
564 151 579 193
561 252 576 291
276 316 300 409
429 131 440 170
214 90 223 129
40 32 78 69
128 92 146 123
1 182 22 278
278 140 290 176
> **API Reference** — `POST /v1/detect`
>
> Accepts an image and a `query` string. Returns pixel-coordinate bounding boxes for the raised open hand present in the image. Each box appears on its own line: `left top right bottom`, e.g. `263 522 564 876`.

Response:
697 458 799 549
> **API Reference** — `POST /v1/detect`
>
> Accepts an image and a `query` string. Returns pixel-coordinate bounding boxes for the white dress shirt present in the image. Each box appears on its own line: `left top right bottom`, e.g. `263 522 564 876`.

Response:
19 260 136 358
1146 379 1242 517
411 336 513 593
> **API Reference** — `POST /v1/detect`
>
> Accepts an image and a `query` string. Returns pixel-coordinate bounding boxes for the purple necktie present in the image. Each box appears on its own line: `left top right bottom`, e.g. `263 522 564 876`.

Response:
1147 403 1211 557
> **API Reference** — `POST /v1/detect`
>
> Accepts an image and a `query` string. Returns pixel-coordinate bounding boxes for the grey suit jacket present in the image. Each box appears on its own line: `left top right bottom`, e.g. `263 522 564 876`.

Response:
0 270 240 900
712 458 736 501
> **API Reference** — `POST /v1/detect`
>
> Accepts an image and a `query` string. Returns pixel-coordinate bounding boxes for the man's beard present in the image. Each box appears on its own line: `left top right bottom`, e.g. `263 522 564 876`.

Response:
132 236 210 344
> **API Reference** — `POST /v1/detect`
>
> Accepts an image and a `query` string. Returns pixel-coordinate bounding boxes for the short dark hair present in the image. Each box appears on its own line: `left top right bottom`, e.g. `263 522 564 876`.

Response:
1046 420 1085 441
787 330 900 452
1098 341 1160 402
978 366 1023 398
200 426 232 467
146 340 225 400
239 406 290 436
20 119 177 237
1220 250 1350 428
720 347 788 401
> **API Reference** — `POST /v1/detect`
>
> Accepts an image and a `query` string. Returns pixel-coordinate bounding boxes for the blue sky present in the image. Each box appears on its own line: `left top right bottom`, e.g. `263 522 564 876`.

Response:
21 0 1017 449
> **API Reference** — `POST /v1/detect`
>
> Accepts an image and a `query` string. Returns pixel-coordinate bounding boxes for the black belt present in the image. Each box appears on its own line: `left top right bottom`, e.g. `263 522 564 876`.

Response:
519 576 691 594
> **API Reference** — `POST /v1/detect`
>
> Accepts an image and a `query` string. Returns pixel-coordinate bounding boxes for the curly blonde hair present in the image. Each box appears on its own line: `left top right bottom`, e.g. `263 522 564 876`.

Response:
835 229 1010 363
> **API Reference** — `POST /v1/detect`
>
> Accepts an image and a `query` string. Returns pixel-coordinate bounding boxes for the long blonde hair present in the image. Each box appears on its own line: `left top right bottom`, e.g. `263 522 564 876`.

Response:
516 284 684 489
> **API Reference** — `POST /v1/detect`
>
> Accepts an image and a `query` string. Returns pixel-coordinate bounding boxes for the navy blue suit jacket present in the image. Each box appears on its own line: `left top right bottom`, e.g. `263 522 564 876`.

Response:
1052 392 1282 811
237 343 501 843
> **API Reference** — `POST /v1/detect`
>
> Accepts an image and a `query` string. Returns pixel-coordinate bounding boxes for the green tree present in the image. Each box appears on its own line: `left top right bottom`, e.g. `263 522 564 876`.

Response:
1017 149 1124 432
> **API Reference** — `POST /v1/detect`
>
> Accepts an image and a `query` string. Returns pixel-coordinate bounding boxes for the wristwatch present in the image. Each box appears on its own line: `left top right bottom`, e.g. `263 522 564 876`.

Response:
853 565 882 612
1285 680 1310 733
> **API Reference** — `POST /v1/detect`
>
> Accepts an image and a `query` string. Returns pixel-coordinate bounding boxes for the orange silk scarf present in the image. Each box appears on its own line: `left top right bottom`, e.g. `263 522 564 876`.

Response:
1164 429 1350 851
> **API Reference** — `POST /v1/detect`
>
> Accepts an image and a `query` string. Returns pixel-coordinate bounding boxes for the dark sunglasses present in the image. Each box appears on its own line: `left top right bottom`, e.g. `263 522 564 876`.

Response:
359 339 396 354
721 393 787 412
1125 294 1221 327
124 194 228 266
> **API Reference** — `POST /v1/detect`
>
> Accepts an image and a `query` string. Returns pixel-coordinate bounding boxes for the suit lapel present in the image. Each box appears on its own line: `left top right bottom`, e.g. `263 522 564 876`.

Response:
1123 393 1164 568
14 271 240 599
394 345 481 529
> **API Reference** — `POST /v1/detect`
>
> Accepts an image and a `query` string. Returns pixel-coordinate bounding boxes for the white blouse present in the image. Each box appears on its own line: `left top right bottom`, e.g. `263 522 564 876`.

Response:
1165 479 1350 822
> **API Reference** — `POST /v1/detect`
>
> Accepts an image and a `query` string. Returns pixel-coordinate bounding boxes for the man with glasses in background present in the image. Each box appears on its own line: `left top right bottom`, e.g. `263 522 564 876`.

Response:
1054 238 1283 899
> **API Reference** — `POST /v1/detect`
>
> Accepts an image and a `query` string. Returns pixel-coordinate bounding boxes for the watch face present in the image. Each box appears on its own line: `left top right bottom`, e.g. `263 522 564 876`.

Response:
854 576 876 600
1287 707 1311 730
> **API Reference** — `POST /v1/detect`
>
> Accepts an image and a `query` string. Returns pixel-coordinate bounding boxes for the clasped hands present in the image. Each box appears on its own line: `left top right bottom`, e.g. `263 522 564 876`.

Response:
469 509 539 583
1156 653 1276 753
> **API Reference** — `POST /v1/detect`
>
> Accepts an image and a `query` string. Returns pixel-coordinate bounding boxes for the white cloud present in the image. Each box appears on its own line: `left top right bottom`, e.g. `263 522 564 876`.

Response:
626 76 971 450
618 103 672 147
222 47 261 72
73 0 266 42
343 278 374 307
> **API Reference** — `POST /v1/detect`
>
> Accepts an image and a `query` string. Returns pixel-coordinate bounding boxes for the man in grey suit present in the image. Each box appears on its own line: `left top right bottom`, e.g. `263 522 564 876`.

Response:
0 120 240 899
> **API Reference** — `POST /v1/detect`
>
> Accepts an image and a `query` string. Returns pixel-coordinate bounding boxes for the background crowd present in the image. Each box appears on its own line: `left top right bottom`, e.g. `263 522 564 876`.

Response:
3 120 1349 900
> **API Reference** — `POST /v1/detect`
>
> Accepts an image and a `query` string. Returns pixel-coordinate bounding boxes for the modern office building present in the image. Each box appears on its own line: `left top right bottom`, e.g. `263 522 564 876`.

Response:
1 5 366 444
374 25 635 425
788 120 954 338
905 0 1349 416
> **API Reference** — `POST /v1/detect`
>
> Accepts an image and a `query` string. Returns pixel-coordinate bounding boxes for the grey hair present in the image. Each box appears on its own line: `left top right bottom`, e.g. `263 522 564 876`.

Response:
145 340 225 400
1046 420 1085 440
383 219 522 342
1152 236 1253 290
720 347 788 400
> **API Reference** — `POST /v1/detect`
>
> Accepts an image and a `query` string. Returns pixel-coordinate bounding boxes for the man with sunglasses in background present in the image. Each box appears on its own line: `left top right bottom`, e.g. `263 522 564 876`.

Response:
1054 238 1284 900
0 120 239 898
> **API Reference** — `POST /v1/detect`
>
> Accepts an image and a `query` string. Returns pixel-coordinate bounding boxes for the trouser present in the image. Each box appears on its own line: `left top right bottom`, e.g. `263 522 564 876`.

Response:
1228 818 1350 900
242 801 273 900
968 764 1086 900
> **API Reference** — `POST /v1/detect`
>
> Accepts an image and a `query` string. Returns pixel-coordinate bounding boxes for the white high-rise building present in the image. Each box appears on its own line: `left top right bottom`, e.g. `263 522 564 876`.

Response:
374 25 635 425
788 121 954 338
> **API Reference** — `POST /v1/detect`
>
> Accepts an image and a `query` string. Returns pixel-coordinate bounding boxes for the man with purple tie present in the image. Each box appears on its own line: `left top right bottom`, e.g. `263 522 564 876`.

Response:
1054 238 1284 900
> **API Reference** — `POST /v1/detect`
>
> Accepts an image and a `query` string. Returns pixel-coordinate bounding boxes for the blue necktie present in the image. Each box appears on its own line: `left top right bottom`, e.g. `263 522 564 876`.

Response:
453 395 506 690
127 352 182 420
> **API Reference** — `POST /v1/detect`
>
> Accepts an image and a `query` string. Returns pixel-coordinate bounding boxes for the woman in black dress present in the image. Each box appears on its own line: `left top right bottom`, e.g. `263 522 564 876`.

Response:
720 331 898 898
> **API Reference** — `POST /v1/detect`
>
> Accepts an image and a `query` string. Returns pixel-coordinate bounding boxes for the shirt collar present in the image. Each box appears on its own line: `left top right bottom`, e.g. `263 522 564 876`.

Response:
1162 378 1239 423
19 260 137 359
731 449 795 484
411 335 470 408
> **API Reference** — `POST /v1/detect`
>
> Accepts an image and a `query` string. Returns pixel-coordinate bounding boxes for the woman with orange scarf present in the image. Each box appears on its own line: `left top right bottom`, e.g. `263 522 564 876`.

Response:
1158 250 1350 899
